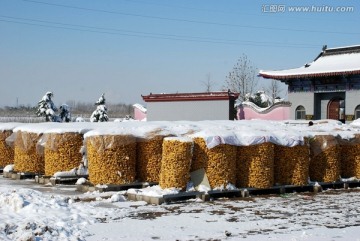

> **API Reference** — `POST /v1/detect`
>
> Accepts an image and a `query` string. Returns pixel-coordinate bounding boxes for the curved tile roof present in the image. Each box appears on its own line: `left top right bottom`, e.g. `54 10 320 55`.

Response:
259 45 360 80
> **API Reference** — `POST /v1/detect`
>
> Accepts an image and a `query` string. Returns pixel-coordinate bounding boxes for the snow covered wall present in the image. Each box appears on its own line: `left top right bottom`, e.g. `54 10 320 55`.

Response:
237 101 291 120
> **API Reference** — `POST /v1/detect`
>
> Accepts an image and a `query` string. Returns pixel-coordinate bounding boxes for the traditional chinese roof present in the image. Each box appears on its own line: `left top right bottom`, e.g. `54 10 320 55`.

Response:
259 45 360 80
142 91 239 102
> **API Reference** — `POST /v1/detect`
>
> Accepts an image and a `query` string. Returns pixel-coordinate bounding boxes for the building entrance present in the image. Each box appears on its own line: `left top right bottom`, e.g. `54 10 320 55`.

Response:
327 98 345 122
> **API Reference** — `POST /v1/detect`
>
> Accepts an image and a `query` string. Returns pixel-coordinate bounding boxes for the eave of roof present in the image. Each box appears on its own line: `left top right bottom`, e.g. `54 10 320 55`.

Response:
142 91 240 102
259 45 360 80
260 69 360 80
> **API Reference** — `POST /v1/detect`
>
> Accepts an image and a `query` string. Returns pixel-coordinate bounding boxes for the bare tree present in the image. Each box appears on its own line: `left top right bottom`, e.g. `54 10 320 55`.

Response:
201 73 216 92
267 79 285 101
224 54 257 101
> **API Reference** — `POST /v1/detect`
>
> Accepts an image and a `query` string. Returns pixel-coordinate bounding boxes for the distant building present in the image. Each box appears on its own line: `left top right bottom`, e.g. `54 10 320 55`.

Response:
259 45 360 122
141 91 239 121
133 103 147 121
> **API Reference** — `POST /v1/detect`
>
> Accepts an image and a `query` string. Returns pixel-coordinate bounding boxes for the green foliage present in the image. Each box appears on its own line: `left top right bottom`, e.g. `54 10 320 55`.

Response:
248 93 269 108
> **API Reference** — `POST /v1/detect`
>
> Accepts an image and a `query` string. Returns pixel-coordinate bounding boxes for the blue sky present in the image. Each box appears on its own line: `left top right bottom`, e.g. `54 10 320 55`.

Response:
0 0 359 107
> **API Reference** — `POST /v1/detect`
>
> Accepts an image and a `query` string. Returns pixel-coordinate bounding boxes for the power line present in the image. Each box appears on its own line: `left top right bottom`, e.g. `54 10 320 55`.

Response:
121 0 259 16
21 0 360 35
0 16 321 48
121 0 358 23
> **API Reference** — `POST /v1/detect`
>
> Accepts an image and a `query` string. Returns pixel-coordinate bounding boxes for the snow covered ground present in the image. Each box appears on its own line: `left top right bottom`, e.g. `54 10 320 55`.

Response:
1 177 360 241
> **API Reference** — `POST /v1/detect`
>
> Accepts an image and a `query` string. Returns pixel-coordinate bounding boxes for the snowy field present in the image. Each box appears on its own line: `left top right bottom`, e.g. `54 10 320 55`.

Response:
1 177 360 241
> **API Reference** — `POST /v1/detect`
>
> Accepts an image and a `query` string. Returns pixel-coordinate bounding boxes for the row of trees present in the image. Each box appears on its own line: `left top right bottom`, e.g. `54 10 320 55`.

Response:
36 92 107 122
33 92 132 122
36 92 71 122
0 103 132 118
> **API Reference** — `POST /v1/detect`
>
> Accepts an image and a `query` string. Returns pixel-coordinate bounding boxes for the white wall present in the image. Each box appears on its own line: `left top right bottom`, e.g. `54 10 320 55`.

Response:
288 92 314 119
147 100 231 121
346 90 360 115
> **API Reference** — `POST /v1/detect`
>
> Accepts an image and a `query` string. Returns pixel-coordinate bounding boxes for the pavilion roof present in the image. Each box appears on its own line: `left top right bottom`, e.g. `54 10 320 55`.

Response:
259 45 360 80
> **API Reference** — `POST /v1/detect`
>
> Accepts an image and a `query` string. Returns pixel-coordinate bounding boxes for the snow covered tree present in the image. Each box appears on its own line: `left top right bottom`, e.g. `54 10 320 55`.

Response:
248 91 271 108
224 54 258 101
90 93 109 122
95 93 106 105
90 105 108 122
250 94 267 108
36 91 58 122
59 104 71 122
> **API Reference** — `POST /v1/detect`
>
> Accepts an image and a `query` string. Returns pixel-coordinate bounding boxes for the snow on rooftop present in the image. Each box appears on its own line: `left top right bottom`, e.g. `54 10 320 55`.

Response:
259 46 360 79
326 44 360 51
132 103 147 113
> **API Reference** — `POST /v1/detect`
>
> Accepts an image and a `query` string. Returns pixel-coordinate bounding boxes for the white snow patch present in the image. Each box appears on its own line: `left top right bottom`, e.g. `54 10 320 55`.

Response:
3 164 14 172
127 185 181 198
110 193 126 202
75 177 87 185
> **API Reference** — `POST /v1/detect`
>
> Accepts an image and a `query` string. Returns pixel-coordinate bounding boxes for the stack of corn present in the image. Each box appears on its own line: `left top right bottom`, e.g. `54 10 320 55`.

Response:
14 131 44 174
159 137 193 190
309 135 340 182
237 142 274 188
274 138 310 186
44 132 84 176
0 130 14 168
339 134 360 178
86 134 137 185
191 137 236 188
136 135 164 182
191 137 208 171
